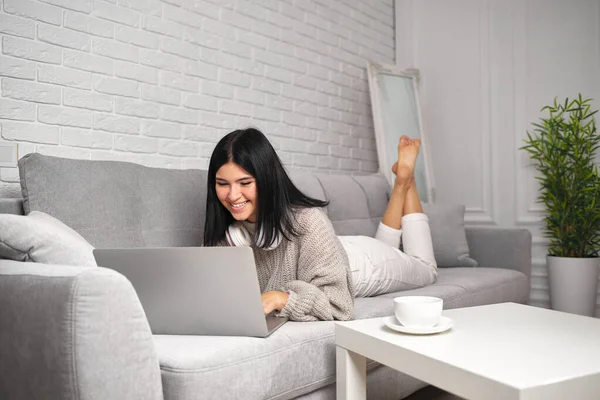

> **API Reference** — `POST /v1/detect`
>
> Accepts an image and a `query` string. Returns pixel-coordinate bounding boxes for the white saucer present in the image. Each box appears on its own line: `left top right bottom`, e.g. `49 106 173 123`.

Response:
383 316 454 335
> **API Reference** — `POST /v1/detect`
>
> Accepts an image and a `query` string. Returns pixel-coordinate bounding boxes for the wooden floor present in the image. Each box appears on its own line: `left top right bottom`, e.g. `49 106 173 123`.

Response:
404 386 465 400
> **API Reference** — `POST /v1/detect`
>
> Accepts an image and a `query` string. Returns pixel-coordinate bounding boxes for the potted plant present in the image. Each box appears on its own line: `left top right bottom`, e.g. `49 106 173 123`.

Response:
521 95 600 316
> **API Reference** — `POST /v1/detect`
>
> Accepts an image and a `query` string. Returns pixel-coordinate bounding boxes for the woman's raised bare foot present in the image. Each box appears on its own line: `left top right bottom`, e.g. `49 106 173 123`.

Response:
391 135 420 188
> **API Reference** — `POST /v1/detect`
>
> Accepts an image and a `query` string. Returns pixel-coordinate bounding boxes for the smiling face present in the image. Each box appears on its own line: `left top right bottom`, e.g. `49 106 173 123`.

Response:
215 161 258 223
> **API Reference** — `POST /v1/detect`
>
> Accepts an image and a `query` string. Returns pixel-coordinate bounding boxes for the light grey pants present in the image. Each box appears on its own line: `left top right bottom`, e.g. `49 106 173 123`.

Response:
339 213 437 298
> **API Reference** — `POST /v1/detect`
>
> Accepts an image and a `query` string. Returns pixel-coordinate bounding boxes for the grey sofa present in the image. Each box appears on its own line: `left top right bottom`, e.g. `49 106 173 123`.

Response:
0 154 531 400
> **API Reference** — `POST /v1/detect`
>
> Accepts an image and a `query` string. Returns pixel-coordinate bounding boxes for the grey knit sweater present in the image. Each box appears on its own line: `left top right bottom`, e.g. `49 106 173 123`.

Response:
232 207 355 322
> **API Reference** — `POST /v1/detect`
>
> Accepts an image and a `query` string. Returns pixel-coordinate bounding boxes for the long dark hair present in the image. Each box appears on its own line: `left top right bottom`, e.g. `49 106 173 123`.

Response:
204 128 329 248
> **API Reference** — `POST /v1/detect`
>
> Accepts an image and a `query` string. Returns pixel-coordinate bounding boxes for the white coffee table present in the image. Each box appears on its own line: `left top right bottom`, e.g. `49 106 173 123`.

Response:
335 302 600 400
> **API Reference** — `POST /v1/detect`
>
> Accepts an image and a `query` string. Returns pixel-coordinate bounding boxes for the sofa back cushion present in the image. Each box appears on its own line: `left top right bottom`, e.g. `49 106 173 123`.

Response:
288 171 389 237
17 154 389 248
19 153 207 248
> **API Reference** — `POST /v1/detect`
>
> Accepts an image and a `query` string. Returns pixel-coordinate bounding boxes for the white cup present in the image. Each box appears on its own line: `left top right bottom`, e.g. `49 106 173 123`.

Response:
393 296 443 328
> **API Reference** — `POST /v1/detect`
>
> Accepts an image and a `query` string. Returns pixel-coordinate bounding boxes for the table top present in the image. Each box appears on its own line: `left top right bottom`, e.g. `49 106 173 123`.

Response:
336 303 600 395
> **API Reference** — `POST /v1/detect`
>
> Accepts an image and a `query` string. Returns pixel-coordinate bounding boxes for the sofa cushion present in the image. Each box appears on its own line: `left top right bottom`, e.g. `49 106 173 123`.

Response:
17 153 391 248
18 153 207 248
154 267 528 400
353 284 467 320
155 321 338 400
314 173 389 237
379 267 530 308
288 171 328 214
0 211 96 266
421 203 478 268
434 267 530 308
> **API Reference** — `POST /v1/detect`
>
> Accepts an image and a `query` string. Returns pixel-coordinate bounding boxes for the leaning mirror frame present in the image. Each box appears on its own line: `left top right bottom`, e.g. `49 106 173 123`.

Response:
366 61 436 204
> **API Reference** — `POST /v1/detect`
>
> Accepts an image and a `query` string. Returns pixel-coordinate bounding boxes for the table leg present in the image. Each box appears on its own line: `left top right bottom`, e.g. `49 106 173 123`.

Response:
336 346 366 400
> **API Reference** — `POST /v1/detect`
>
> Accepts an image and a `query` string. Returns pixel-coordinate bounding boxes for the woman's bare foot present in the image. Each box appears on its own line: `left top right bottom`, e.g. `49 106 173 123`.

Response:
391 135 420 188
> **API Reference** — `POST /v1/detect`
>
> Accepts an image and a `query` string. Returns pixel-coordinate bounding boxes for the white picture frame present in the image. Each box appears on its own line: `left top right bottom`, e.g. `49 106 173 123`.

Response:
366 61 436 203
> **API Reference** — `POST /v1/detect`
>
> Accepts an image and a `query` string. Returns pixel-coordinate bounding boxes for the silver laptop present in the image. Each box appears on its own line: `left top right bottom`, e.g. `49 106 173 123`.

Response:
93 246 287 338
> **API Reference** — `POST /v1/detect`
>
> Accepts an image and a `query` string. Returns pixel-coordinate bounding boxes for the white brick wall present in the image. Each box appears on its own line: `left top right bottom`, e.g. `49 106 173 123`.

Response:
0 0 394 197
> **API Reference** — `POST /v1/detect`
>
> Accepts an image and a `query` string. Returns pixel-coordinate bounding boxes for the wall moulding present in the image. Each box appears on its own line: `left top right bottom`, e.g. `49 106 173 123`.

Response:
465 210 497 225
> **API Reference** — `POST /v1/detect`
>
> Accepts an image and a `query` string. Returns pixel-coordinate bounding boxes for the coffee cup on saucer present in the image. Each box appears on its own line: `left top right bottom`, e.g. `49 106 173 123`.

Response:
393 296 443 328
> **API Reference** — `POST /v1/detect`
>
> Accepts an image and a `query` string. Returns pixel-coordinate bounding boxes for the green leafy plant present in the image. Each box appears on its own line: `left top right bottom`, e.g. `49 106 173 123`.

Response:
521 95 600 257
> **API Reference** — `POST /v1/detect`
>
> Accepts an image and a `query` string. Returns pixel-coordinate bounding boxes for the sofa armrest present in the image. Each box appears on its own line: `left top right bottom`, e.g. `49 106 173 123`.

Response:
0 260 163 400
465 227 532 279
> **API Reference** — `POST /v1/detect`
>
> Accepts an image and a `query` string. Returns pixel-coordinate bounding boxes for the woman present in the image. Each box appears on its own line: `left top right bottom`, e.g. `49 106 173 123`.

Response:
204 128 436 321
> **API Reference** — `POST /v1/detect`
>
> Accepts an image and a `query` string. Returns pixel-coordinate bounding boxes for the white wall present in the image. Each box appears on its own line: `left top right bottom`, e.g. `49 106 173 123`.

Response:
397 0 600 313
0 0 395 197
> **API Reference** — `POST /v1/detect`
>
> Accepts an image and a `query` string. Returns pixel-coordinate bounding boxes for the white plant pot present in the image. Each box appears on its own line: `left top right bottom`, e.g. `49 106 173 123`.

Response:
547 255 600 317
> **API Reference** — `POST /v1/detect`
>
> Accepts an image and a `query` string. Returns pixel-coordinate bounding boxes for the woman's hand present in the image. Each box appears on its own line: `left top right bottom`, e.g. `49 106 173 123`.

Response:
261 291 289 314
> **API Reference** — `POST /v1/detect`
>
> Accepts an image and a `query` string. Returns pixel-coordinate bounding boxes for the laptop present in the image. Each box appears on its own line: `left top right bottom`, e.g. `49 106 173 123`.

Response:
93 246 287 337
